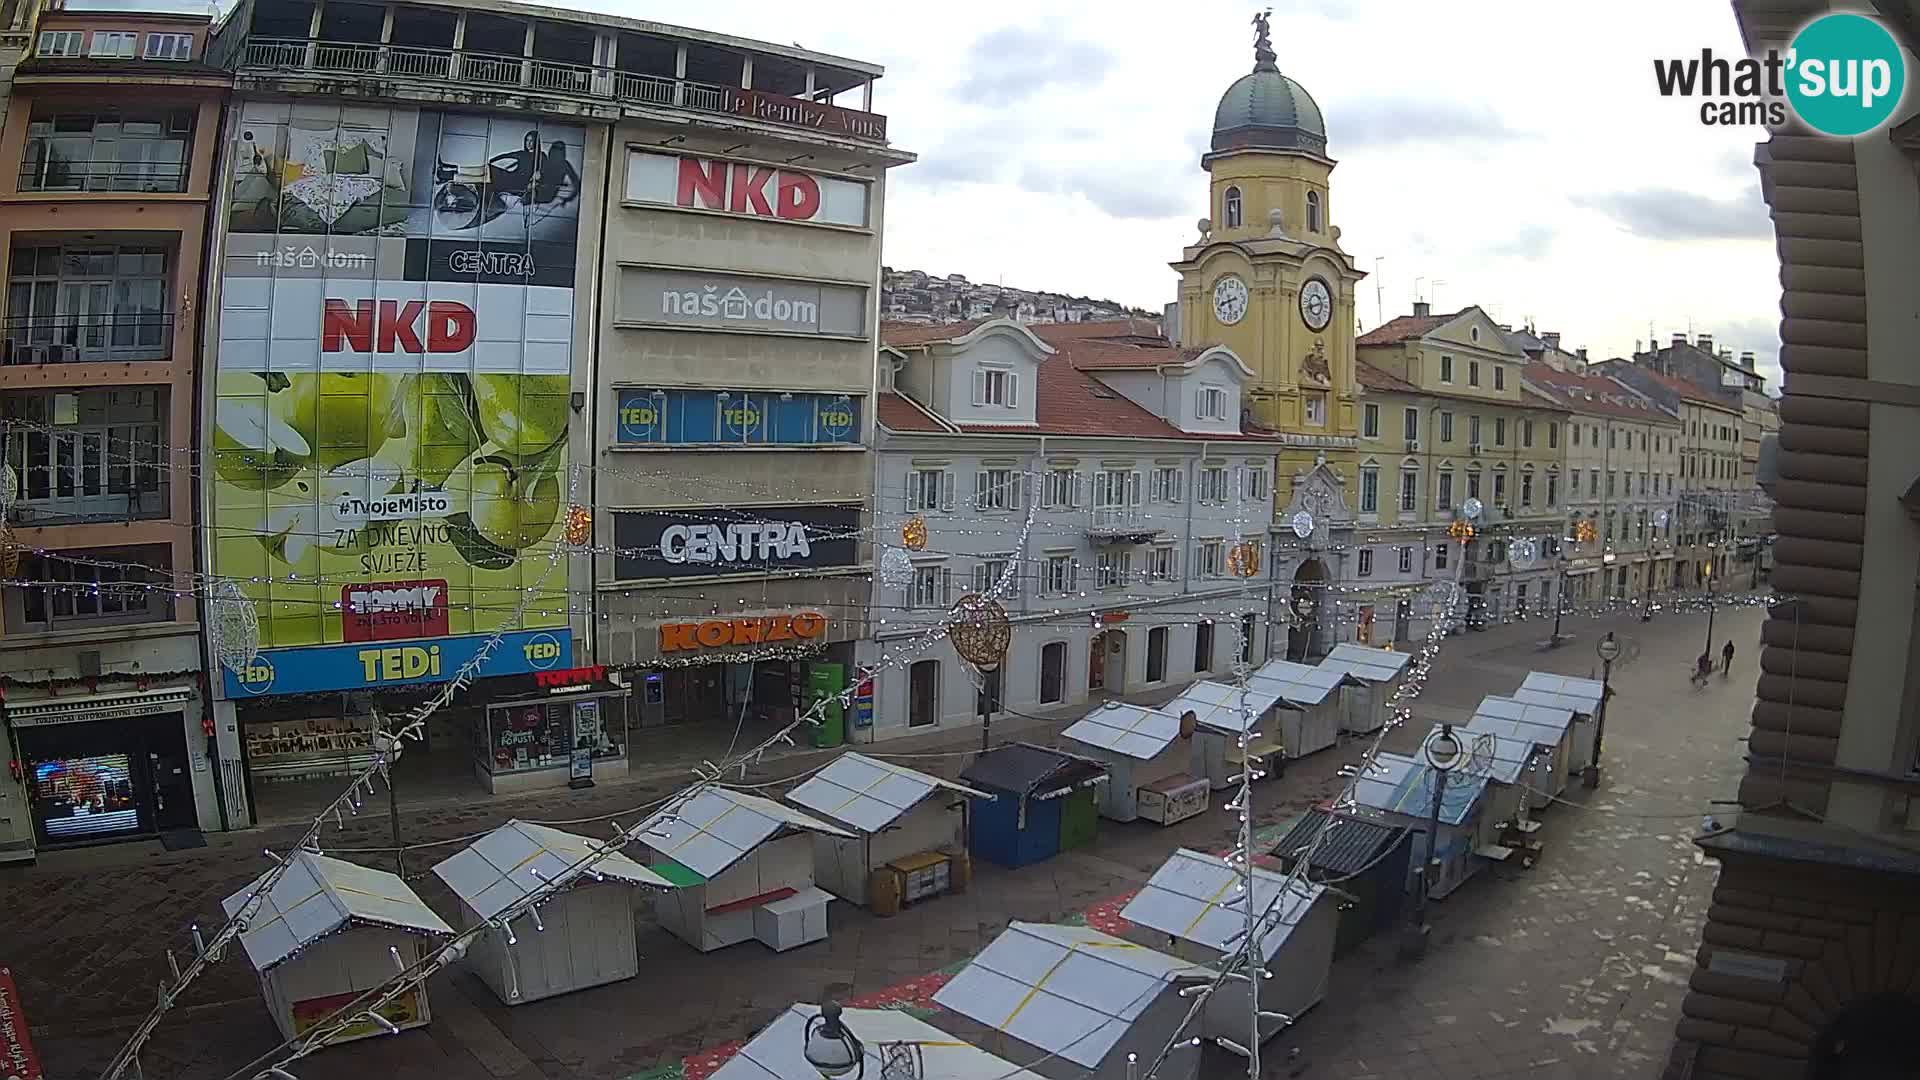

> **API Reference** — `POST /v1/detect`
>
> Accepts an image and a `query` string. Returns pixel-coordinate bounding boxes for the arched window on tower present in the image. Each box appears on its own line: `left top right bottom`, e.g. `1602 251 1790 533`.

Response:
1224 186 1242 228
1307 191 1322 232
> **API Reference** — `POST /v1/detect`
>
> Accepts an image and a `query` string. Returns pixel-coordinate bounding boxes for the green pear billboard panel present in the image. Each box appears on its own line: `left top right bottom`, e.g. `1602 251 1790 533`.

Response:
214 101 584 677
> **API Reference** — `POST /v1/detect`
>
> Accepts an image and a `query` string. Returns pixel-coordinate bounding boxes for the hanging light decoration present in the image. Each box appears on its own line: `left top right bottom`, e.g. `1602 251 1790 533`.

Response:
563 503 593 547
1574 518 1598 544
1226 541 1260 578
947 593 1012 668
878 546 915 590
0 462 16 523
1447 519 1475 543
208 579 261 674
0 521 19 577
900 515 928 551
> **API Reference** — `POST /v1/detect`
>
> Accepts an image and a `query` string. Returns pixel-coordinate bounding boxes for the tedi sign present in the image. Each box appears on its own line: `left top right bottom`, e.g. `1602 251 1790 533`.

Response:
1654 13 1906 134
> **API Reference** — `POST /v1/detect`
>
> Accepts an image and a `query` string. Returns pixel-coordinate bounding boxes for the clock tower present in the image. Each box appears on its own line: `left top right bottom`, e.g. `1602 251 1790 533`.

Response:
1170 12 1365 448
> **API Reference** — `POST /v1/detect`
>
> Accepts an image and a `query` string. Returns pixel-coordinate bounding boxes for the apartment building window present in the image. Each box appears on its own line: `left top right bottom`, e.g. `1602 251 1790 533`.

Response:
1640 431 1647 451
6 244 173 362
1606 471 1616 497
1522 419 1534 447
1306 191 1323 232
906 467 950 513
1149 466 1182 503
1242 465 1269 501
1197 540 1225 578
1403 408 1419 442
144 32 194 61
1548 422 1559 449
1434 542 1449 570
1493 365 1506 390
910 565 951 609
1197 385 1227 420
1494 417 1507 446
973 467 1020 511
1097 549 1132 588
1240 613 1257 664
89 31 138 57
3 389 166 525
973 557 1014 597
1357 548 1374 576
1042 553 1077 595
1638 471 1647 495
36 30 83 56
1589 467 1599 493
1492 470 1508 506
1358 466 1379 513
1609 427 1618 449
1666 473 1674 494
12 545 174 631
1194 621 1214 673
1197 466 1228 504
1362 403 1379 438
1440 355 1454 382
1147 545 1177 582
1399 469 1418 512
1304 392 1326 425
1636 510 1647 541
1437 470 1454 510
1043 468 1079 508
1520 469 1535 507
1466 468 1481 499
1224 186 1242 228
973 366 1018 407
1398 546 1414 573
1440 411 1454 442
1546 472 1559 506
1147 626 1168 683
1469 415 1482 447
1468 359 1481 386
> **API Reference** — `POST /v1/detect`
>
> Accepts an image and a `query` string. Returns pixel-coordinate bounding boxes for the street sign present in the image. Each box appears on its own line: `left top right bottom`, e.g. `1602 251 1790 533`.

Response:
1596 635 1622 663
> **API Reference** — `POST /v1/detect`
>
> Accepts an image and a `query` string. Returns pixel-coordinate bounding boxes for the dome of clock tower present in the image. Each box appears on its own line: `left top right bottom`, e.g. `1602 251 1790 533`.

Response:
1211 18 1327 156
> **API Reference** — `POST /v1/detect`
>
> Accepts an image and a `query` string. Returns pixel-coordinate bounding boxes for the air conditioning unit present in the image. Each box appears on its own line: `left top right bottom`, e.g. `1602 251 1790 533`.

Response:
1406 438 1421 451
24 344 53 365
1469 442 1483 455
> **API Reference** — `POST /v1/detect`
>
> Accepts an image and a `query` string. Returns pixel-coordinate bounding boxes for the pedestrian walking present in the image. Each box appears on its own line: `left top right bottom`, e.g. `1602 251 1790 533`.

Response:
1722 639 1736 676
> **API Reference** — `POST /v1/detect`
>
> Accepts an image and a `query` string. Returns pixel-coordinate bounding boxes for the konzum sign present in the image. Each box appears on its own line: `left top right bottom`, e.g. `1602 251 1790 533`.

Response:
659 611 828 653
625 151 869 228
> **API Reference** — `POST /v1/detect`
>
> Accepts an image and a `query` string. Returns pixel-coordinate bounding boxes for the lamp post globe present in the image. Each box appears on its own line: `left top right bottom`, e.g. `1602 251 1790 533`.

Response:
1423 725 1463 772
803 1001 864 1079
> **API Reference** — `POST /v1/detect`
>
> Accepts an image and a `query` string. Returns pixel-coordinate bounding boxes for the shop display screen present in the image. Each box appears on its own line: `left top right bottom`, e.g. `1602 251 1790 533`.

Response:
32 754 139 839
488 704 571 773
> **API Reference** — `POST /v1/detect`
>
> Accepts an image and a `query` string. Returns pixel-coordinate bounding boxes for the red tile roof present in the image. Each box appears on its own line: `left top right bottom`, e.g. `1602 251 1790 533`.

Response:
1027 318 1167 345
880 319 992 347
1522 363 1673 422
1057 338 1204 371
875 391 952 433
1355 362 1416 393
1595 361 1740 410
881 362 1279 443
1355 310 1461 346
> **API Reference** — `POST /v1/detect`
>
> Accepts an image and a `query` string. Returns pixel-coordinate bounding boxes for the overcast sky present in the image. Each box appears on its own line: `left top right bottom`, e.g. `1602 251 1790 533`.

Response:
561 0 1781 384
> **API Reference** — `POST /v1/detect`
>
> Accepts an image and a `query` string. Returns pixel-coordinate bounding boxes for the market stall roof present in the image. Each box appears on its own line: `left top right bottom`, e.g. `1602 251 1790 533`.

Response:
634 788 854 881
785 753 990 834
1434 726 1539 787
1270 809 1407 878
1164 679 1281 733
1318 642 1413 684
1249 659 1352 707
432 819 673 921
1467 695 1577 748
959 742 1109 801
1351 752 1486 827
223 850 452 972
1512 671 1605 715
1061 701 1186 761
933 922 1200 1070
1121 848 1325 963
711 1004 1048 1080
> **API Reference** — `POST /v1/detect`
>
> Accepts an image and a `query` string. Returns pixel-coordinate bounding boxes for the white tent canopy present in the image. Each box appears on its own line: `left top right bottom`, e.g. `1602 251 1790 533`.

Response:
635 787 854 880
785 753 989 833
711 1004 1048 1080
1512 672 1604 715
1318 643 1412 684
1249 659 1351 707
1121 848 1325 964
1061 702 1185 761
1163 680 1280 733
433 820 672 921
1467 695 1576 748
224 850 452 972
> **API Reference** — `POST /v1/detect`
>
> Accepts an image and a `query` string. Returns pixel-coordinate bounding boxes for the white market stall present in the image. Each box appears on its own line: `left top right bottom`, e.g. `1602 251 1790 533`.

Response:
430 819 671 1005
637 788 854 954
1317 643 1412 734
1164 680 1283 791
223 850 453 1045
1351 752 1496 900
711 1003 1047 1080
783 752 989 911
1060 702 1205 824
1249 659 1353 759
933 922 1203 1080
1511 671 1607 774
1464 695 1578 808
1435 727 1547 865
1121 848 1338 1047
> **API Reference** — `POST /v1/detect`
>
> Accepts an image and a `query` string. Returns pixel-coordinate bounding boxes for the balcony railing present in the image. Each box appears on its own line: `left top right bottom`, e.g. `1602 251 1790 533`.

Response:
4 422 168 525
2 314 174 365
1087 507 1163 543
17 160 188 194
239 37 890 143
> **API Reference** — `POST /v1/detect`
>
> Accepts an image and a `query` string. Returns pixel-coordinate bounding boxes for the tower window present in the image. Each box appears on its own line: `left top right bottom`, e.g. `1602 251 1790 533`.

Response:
1306 191 1322 232
1224 186 1242 228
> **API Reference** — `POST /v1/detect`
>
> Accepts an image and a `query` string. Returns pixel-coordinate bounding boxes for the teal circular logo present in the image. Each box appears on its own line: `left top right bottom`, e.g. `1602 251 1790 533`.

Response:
1786 14 1906 136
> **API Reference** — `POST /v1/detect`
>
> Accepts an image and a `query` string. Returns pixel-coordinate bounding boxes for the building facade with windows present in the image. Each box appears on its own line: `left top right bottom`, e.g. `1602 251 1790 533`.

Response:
867 318 1279 737
0 3 228 861
1354 303 1568 629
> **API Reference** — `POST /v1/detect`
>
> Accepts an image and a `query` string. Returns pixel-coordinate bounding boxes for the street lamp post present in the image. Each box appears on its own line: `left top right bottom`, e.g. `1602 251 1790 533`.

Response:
1702 554 1717 661
1583 632 1622 789
1400 724 1463 964
803 1000 864 1079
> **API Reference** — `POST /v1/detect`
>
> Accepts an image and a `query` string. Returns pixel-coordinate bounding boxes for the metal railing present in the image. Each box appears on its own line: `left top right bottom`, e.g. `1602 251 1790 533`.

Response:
3 422 169 526
1088 507 1154 533
17 158 188 194
2 313 174 364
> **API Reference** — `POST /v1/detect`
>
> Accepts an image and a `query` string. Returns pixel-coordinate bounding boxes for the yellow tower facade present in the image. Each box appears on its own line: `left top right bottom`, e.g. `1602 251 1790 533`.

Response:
1170 14 1364 509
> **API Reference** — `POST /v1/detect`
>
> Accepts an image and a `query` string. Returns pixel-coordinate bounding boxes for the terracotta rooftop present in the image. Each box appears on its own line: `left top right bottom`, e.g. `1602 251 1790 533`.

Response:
879 360 1277 443
880 317 1167 351
875 391 952 433
1056 338 1204 371
1355 310 1462 346
1522 363 1674 422
880 319 992 346
1355 362 1417 393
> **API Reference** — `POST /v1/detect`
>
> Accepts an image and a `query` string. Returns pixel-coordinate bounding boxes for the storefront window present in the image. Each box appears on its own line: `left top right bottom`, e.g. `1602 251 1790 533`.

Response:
481 697 626 774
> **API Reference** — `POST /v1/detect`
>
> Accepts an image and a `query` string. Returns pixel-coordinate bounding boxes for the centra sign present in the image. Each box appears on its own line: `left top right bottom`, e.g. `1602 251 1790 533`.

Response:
659 611 828 652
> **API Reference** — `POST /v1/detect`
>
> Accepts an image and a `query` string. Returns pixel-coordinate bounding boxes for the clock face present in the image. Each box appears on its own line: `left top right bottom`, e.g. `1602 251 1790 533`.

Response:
1212 275 1249 325
1299 278 1333 331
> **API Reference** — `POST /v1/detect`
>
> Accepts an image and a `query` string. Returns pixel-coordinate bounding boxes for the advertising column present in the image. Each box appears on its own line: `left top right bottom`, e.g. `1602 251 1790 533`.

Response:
212 102 584 704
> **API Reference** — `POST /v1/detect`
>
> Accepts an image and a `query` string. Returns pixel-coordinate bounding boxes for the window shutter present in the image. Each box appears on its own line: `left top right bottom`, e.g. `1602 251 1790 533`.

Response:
972 368 987 406
941 567 952 604
1006 372 1020 409
1173 470 1184 503
1072 472 1084 508
1128 471 1142 507
1009 472 1023 510
940 470 955 511
974 471 990 510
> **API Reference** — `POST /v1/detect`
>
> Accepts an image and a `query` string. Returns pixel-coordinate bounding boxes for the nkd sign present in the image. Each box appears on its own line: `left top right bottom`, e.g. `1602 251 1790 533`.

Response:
624 151 869 228
618 267 866 338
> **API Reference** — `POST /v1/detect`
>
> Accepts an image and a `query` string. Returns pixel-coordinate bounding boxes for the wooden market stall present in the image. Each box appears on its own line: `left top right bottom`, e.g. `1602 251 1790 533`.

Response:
430 819 671 1005
636 788 854 954
1350 752 1496 901
711 1003 1047 1080
1270 809 1412 955
960 743 1108 869
223 850 453 1045
1249 659 1354 759
1121 848 1338 1047
1164 680 1284 790
1464 694 1578 808
1511 671 1606 775
1316 643 1412 734
933 922 1204 1080
1060 702 1205 824
1431 726 1546 865
783 752 989 911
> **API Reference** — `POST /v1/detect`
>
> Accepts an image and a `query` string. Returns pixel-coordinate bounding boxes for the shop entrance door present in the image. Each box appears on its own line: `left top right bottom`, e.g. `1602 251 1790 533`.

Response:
18 712 187 845
149 737 196 832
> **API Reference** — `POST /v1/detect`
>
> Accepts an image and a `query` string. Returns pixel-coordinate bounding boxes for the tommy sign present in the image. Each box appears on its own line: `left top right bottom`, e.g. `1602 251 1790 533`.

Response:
618 268 866 337
612 504 860 580
624 151 870 228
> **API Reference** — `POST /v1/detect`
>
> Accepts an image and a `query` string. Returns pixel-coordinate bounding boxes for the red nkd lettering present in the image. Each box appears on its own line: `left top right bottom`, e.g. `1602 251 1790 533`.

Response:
676 157 728 211
322 299 475 354
777 171 821 220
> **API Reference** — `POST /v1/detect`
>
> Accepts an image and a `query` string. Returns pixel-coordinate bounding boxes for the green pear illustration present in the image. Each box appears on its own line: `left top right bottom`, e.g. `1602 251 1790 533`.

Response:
272 373 407 472
443 446 564 569
413 373 483 487
213 397 310 490
471 374 570 458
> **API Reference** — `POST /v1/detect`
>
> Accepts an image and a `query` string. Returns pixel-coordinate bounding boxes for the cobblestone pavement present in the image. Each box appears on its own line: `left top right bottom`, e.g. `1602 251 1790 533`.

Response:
0 600 1764 1080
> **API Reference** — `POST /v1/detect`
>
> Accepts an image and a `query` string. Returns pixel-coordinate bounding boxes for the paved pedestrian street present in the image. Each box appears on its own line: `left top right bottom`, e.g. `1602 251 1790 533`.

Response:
1 602 1763 1080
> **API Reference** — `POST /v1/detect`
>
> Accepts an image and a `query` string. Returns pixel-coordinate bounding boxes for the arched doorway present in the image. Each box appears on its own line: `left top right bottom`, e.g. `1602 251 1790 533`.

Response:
1286 559 1328 662
1809 993 1920 1079
1089 629 1128 693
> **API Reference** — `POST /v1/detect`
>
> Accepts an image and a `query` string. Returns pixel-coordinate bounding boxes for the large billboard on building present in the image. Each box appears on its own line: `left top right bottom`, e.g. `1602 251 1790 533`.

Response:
213 102 584 696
